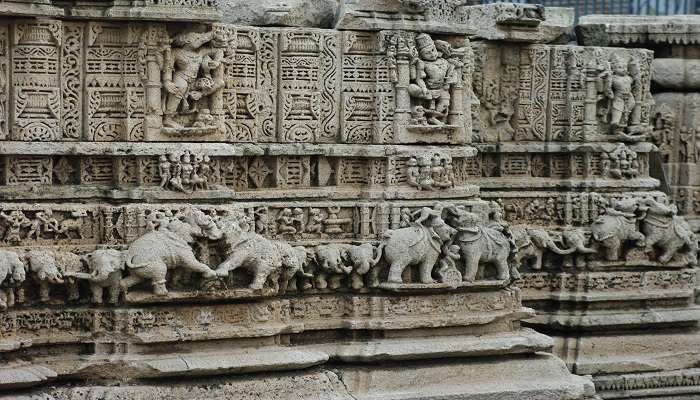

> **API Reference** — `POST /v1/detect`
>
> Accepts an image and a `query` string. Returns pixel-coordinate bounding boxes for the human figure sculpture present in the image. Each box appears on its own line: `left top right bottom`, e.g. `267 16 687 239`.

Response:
158 155 171 189
305 208 324 234
277 208 297 234
599 55 637 134
408 33 455 126
0 211 30 244
406 157 420 189
162 31 225 130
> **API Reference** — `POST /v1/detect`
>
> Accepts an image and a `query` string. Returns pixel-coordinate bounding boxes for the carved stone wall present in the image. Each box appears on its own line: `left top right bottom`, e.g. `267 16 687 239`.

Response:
489 14 700 400
0 2 603 400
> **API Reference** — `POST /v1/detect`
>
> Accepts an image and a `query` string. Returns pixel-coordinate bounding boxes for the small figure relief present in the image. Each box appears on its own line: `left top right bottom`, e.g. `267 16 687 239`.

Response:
158 151 213 193
602 143 640 179
0 210 31 244
479 78 516 141
151 28 234 138
679 127 698 164
651 104 676 163
0 209 88 244
276 208 297 235
305 208 325 234
406 154 455 191
594 54 648 141
436 244 462 285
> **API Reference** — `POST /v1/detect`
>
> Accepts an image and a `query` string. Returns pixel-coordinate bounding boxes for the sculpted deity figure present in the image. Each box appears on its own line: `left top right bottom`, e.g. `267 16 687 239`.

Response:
277 208 297 234
305 208 324 234
407 157 420 189
158 155 171 189
598 55 638 134
0 211 30 244
408 34 456 126
162 30 226 130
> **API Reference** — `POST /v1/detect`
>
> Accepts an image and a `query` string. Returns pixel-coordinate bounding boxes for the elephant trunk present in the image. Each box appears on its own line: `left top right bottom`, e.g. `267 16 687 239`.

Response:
371 243 384 266
341 264 353 274
575 244 597 254
50 273 64 284
354 261 370 275
546 239 577 255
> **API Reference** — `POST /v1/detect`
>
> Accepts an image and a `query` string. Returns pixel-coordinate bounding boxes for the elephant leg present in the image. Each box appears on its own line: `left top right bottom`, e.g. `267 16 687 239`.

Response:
120 273 143 293
279 273 291 293
181 253 216 279
462 252 480 282
287 277 298 292
250 267 272 290
67 282 80 301
125 261 168 296
630 231 645 247
39 281 50 302
350 272 364 290
108 284 120 304
216 254 244 277
6 289 15 308
368 264 381 287
329 274 343 289
0 292 6 311
533 251 543 271
91 285 104 304
316 272 328 289
269 271 281 293
387 260 408 284
659 242 682 264
604 238 620 261
510 259 521 280
418 257 436 284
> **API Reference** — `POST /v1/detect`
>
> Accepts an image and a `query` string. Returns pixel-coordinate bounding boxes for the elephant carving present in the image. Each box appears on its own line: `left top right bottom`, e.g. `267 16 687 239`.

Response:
343 243 381 289
511 227 578 272
561 228 597 255
591 198 645 261
28 250 82 302
454 223 511 282
216 230 285 291
313 244 353 289
637 198 699 265
276 242 313 293
67 249 125 304
370 206 457 285
121 208 221 296
0 250 25 309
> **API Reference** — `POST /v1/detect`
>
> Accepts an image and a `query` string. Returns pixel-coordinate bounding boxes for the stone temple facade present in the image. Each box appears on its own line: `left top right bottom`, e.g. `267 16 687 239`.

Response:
0 1 696 400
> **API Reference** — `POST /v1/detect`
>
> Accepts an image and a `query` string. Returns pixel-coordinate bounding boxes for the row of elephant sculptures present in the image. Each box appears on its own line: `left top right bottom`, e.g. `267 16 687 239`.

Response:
511 197 699 271
0 198 697 308
0 205 518 306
